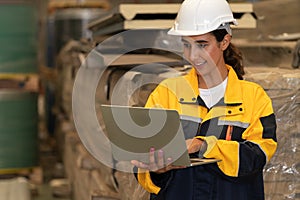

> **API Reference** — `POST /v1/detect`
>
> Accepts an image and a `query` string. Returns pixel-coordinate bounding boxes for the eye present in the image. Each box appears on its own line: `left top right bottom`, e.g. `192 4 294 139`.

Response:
183 42 191 48
196 43 207 49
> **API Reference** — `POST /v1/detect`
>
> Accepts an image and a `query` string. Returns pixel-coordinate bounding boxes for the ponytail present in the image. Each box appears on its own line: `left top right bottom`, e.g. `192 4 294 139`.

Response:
211 29 245 80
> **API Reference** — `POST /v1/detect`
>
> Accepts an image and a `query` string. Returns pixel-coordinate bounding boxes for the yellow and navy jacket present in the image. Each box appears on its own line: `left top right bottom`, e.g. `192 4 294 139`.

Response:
136 65 277 200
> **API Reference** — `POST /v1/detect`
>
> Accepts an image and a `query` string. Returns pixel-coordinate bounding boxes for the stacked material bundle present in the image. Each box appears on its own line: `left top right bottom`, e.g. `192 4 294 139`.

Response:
89 3 256 36
0 1 38 73
0 0 39 174
244 67 300 200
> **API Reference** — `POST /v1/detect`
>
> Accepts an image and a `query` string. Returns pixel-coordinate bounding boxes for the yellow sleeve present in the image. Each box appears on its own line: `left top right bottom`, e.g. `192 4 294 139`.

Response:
196 136 240 177
137 169 161 194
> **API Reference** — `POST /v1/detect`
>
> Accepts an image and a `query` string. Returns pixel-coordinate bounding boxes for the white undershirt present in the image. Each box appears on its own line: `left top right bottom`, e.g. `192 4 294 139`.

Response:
199 77 228 108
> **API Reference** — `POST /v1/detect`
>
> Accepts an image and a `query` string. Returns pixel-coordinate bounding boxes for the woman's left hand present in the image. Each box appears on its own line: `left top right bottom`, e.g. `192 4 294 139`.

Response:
186 138 205 154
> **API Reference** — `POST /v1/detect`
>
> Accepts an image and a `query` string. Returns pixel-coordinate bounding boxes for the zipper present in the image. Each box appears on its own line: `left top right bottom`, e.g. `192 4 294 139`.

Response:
226 125 233 141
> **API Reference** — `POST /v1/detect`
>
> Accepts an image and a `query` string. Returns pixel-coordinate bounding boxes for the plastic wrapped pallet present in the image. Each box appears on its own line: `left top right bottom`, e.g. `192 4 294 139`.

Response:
114 162 150 200
63 129 119 200
244 67 300 200
56 39 95 120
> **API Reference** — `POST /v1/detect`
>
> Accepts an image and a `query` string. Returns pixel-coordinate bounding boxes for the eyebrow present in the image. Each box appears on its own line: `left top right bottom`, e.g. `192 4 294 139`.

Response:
195 40 208 44
181 38 189 43
181 38 208 44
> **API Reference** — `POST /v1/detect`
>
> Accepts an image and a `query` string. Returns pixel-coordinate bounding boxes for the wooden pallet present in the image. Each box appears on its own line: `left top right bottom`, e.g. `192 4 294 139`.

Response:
119 3 254 21
89 3 256 35
48 0 110 13
119 4 181 20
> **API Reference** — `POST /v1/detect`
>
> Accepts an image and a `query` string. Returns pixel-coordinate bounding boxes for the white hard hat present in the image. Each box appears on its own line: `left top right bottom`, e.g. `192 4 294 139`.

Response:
168 0 238 36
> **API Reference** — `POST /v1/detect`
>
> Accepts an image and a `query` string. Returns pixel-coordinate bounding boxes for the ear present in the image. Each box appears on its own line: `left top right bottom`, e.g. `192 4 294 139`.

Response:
221 34 231 51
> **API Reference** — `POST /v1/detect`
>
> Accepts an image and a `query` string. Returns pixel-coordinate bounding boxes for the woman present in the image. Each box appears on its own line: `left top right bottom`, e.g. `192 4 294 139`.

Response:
131 0 277 199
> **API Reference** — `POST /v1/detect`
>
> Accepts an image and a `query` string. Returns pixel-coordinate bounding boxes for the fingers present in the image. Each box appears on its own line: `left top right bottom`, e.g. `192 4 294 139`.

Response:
131 158 186 174
166 157 172 166
163 158 174 172
187 138 203 154
185 139 193 148
149 148 165 171
131 160 149 169
131 148 174 173
149 148 157 171
157 150 164 169
156 158 186 173
165 158 186 171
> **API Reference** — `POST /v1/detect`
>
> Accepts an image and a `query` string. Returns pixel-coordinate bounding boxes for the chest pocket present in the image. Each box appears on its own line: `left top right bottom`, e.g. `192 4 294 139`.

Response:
218 119 249 141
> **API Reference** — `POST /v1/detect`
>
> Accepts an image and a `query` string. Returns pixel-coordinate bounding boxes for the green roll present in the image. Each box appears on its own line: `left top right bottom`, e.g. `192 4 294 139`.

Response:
0 4 38 73
0 90 38 172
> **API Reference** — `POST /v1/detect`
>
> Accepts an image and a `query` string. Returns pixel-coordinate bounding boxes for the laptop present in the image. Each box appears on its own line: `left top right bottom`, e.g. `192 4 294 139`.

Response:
100 104 221 167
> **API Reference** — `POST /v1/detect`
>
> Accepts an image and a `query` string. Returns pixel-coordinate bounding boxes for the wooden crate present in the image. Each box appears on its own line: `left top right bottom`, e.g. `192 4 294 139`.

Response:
48 0 110 13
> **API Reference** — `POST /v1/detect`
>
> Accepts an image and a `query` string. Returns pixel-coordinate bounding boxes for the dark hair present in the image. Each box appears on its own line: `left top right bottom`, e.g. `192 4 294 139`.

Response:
211 29 245 80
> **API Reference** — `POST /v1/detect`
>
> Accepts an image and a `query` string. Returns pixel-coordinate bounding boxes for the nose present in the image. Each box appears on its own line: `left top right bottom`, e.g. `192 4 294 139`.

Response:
186 44 204 64
190 45 199 61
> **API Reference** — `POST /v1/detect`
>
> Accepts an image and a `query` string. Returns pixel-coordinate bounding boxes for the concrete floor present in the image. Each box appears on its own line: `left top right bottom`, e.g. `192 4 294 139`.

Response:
29 95 71 200
33 184 70 200
0 145 70 200
32 135 71 200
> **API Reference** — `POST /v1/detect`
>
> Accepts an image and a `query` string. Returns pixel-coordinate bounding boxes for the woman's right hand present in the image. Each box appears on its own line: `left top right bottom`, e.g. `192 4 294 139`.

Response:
131 147 186 174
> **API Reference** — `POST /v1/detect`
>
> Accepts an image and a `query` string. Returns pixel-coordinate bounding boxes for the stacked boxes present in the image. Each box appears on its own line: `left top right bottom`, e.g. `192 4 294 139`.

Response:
244 67 300 200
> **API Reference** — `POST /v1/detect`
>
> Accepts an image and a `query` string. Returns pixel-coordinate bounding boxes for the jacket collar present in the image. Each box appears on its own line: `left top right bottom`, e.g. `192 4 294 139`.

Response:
224 65 243 105
182 65 243 105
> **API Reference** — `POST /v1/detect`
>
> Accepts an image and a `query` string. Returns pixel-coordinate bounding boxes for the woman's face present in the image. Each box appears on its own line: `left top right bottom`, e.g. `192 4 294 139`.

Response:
182 33 229 77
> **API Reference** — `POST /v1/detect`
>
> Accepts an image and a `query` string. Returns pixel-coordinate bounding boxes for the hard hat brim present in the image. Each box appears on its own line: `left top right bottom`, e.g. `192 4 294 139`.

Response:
167 28 211 36
167 20 238 36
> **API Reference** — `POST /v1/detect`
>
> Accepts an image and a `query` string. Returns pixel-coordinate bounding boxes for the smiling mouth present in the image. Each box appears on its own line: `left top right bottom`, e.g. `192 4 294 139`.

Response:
195 61 207 66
